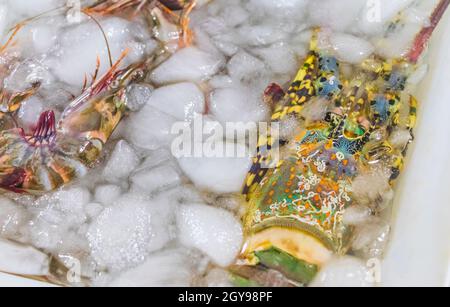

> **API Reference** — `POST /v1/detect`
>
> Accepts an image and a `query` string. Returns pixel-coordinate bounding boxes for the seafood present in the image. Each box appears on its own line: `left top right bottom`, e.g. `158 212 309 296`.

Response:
232 0 450 286
0 2 192 194
86 0 196 45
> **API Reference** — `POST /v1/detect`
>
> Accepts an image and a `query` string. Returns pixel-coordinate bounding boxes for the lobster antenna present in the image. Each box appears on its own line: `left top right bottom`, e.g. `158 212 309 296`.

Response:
407 0 450 63
82 11 114 68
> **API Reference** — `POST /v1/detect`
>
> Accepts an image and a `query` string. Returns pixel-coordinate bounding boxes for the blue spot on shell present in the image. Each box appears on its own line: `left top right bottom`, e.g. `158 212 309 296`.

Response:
316 75 341 97
319 56 339 74
388 71 407 90
372 96 390 122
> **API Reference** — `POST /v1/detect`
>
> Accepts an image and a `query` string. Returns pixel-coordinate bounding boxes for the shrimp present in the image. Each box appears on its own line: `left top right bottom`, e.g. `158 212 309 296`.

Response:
231 0 450 286
0 4 192 194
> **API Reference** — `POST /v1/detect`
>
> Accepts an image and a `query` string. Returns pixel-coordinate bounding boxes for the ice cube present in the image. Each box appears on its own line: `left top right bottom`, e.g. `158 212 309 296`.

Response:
351 168 393 208
150 47 224 84
50 17 149 87
249 0 310 19
87 194 153 271
330 33 374 63
29 219 65 251
0 4 8 38
135 148 172 173
161 184 205 205
311 256 374 287
131 163 182 194
227 51 266 84
28 188 91 250
7 0 65 17
126 104 177 150
254 42 297 76
147 82 205 121
146 192 179 252
308 0 366 32
4 59 54 93
389 128 413 150
0 239 49 276
106 248 199 287
103 140 140 183
352 219 391 259
209 75 234 89
177 203 243 267
30 24 59 54
53 187 91 214
237 25 288 47
210 86 270 125
343 206 372 226
221 5 249 28
0 197 29 240
84 203 104 220
359 0 415 35
94 185 122 207
125 84 154 112
177 142 252 194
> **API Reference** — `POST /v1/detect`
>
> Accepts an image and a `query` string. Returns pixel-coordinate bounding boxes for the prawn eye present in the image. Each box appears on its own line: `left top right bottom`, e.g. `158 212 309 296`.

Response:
110 80 120 89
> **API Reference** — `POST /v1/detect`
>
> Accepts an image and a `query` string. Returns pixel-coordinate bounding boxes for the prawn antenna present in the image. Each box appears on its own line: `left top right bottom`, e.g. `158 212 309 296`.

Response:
82 10 114 68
